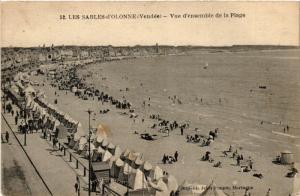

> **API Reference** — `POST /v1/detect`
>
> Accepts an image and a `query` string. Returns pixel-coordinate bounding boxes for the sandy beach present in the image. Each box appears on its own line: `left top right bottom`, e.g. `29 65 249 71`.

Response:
29 49 300 195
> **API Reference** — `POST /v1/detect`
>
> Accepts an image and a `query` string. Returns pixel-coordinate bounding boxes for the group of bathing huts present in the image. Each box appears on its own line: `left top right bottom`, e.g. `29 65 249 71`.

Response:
11 73 228 196
68 131 180 195
10 80 181 195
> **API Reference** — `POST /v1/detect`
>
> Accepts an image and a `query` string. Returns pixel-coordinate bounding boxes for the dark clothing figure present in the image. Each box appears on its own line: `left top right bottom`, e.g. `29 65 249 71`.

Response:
174 151 178 162
67 136 71 144
249 160 253 170
203 151 210 161
180 128 183 135
15 116 18 125
92 180 97 192
237 156 241 166
5 131 9 143
74 182 79 193
52 137 57 148
162 154 167 164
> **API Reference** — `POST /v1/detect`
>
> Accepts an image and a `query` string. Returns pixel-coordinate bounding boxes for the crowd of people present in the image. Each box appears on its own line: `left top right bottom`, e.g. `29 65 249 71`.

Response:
162 151 179 164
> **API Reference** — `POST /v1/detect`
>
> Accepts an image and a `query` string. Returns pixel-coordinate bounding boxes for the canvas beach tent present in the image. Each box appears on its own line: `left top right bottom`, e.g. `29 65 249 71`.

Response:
79 137 88 150
90 133 97 141
78 136 88 154
143 161 153 171
128 152 141 166
150 166 164 181
109 156 118 169
101 138 109 148
148 178 169 196
163 174 178 194
74 132 81 141
92 146 105 162
118 162 135 184
134 154 144 168
107 142 116 153
84 143 96 158
74 124 85 138
98 146 105 154
102 150 113 162
128 168 148 190
79 144 88 157
92 150 101 162
141 161 153 178
111 158 124 178
113 146 122 158
72 131 85 151
94 135 104 148
121 148 131 160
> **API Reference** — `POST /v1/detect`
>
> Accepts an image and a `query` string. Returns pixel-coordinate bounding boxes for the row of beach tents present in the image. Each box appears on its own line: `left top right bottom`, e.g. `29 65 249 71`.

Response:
11 79 228 196
69 131 228 196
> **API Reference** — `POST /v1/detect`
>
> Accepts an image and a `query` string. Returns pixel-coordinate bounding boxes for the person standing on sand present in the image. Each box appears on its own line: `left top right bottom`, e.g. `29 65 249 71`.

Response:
143 101 145 108
74 182 80 196
162 154 167 164
15 115 18 125
237 155 241 166
249 159 253 170
5 131 9 143
266 188 271 196
174 151 178 162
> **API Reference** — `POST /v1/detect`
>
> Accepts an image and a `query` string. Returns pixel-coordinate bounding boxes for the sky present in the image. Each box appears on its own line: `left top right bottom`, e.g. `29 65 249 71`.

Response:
1 2 299 47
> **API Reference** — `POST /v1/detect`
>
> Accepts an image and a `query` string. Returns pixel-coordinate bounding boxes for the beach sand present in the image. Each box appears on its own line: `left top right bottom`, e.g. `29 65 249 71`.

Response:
32 49 300 195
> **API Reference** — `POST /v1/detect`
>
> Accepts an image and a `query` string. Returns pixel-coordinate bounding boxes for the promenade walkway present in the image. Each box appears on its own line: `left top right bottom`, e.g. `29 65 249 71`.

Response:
1 115 50 196
2 110 93 196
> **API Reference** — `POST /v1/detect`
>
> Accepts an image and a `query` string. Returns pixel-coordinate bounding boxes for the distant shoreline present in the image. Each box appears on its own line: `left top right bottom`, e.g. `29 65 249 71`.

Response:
2 45 299 50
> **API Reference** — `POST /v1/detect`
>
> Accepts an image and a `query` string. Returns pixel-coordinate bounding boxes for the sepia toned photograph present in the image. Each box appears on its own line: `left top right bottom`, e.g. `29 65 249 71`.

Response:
1 2 299 196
